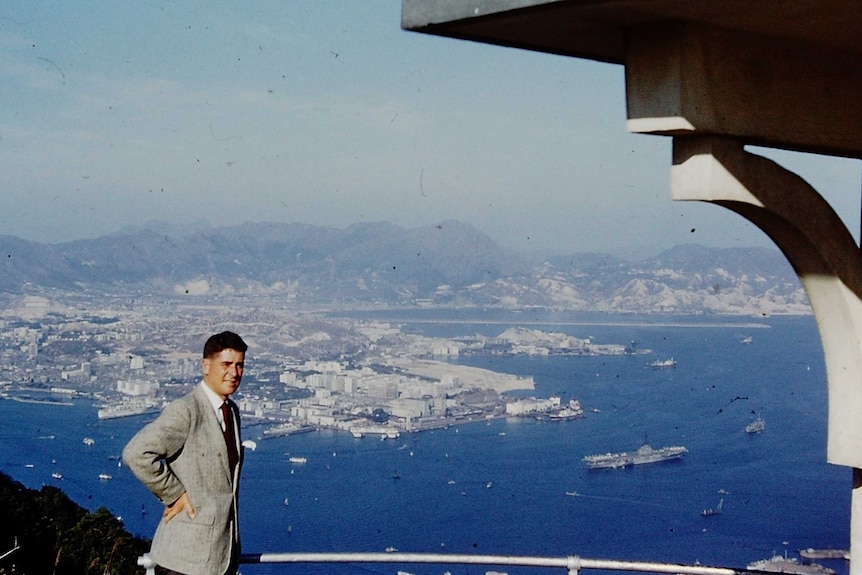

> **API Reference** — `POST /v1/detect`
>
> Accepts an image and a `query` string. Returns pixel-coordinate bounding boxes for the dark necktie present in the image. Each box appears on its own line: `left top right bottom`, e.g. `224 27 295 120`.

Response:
220 401 239 473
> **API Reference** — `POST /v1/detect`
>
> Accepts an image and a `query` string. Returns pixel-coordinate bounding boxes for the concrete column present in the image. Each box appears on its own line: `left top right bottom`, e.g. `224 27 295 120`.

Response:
855 470 862 574
671 136 862 572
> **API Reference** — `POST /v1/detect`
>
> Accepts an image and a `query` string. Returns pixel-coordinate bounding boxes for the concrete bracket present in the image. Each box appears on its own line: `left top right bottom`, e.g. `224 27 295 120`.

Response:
671 135 862 469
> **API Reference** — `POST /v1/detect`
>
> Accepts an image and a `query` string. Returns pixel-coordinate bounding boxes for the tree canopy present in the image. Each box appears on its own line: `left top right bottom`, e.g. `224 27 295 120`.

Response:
0 472 149 574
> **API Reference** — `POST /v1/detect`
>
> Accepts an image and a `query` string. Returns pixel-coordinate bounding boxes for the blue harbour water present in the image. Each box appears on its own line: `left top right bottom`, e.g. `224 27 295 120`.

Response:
0 313 851 575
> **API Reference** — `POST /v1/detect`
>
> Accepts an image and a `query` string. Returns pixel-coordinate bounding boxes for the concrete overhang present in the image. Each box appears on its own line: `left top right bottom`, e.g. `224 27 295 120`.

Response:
402 0 862 158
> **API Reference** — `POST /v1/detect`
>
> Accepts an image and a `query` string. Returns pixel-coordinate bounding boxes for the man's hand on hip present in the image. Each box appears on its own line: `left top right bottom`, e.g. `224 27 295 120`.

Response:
163 491 196 522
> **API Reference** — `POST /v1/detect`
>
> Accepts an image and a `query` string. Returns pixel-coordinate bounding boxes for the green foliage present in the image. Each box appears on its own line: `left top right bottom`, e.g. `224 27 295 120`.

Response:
0 472 150 574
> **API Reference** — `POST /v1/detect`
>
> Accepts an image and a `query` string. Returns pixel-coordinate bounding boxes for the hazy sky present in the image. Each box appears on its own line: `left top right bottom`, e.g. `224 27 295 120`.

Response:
2 2 860 260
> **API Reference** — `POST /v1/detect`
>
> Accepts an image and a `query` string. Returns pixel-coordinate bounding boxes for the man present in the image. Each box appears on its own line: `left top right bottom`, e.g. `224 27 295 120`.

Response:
123 331 248 575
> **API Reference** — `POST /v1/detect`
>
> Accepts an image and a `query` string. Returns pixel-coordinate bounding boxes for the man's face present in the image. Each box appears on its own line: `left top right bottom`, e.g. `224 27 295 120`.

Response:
202 348 245 400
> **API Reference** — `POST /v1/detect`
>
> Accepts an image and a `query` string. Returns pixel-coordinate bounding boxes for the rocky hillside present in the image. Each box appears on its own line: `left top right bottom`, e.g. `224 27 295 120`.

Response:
0 221 808 315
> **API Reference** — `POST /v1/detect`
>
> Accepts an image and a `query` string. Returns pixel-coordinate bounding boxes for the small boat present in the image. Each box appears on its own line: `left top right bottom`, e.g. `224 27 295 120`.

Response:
701 498 723 516
98 473 112 480
650 357 677 369
392 470 401 479
288 456 307 464
385 546 397 553
745 417 766 434
82 437 95 446
741 336 753 344
51 472 62 479
283 497 289 506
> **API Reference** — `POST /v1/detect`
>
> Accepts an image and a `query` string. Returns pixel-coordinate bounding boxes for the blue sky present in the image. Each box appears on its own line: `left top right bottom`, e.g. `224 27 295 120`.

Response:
1 2 859 260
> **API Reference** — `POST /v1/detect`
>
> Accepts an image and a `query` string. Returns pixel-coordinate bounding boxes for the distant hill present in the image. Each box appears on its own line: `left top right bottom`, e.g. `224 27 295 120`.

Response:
0 221 809 314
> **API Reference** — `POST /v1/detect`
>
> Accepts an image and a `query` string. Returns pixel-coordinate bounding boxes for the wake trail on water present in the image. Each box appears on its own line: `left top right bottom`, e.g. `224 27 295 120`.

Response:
565 491 671 509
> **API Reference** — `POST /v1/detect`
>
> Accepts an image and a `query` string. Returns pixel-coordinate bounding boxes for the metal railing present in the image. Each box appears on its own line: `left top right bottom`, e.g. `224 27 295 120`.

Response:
138 551 748 575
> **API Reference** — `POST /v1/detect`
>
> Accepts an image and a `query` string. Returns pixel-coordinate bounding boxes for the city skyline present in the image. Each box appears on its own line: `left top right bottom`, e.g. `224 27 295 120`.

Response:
1 2 860 260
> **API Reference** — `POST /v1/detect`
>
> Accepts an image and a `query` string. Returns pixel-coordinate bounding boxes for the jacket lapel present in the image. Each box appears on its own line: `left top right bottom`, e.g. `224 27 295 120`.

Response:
193 385 234 480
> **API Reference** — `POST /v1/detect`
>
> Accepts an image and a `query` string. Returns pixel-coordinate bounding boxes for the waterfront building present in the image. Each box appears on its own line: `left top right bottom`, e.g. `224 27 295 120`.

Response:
506 396 561 416
389 397 434 419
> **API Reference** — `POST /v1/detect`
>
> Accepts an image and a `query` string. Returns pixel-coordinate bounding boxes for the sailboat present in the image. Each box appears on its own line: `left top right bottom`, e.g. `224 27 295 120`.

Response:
701 497 723 516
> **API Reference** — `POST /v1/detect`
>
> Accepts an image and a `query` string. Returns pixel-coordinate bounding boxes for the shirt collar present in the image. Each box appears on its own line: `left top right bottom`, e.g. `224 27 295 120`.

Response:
199 380 227 412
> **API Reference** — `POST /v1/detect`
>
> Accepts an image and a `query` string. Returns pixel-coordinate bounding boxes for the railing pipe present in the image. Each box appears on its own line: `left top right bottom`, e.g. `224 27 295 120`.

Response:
139 552 746 575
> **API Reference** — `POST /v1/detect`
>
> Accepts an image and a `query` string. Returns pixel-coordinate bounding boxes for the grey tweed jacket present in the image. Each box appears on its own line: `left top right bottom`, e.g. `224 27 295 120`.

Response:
123 383 242 575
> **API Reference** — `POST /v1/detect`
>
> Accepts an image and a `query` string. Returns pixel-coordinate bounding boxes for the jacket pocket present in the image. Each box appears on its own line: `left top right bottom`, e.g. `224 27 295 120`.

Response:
154 508 216 565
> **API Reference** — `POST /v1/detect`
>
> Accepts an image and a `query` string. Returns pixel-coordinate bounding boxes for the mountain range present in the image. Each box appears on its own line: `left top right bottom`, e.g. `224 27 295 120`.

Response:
0 220 810 315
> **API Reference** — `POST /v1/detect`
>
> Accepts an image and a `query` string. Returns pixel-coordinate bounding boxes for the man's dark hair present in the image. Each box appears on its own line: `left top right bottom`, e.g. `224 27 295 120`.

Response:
203 331 248 358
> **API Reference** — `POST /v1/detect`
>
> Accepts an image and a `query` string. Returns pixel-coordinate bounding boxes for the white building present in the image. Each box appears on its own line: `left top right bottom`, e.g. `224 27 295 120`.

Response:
506 396 561 416
117 379 160 396
365 376 399 399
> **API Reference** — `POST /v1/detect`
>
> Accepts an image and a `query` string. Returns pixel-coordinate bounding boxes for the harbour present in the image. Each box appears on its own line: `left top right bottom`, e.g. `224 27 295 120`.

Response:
0 314 849 575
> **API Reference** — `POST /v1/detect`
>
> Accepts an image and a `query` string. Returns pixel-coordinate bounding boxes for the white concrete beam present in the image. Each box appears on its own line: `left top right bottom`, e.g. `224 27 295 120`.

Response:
627 24 862 158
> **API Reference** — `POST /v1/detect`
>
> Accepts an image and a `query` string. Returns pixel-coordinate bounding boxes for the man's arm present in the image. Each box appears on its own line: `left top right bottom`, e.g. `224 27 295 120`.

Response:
122 400 191 508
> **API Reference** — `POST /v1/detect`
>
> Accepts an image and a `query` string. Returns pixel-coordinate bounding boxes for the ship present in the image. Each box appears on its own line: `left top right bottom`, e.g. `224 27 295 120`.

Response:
350 426 400 439
799 549 849 561
747 553 835 575
649 357 677 368
534 399 586 421
583 442 688 469
548 399 585 421
547 407 584 421
262 423 315 438
97 399 161 420
746 417 766 434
